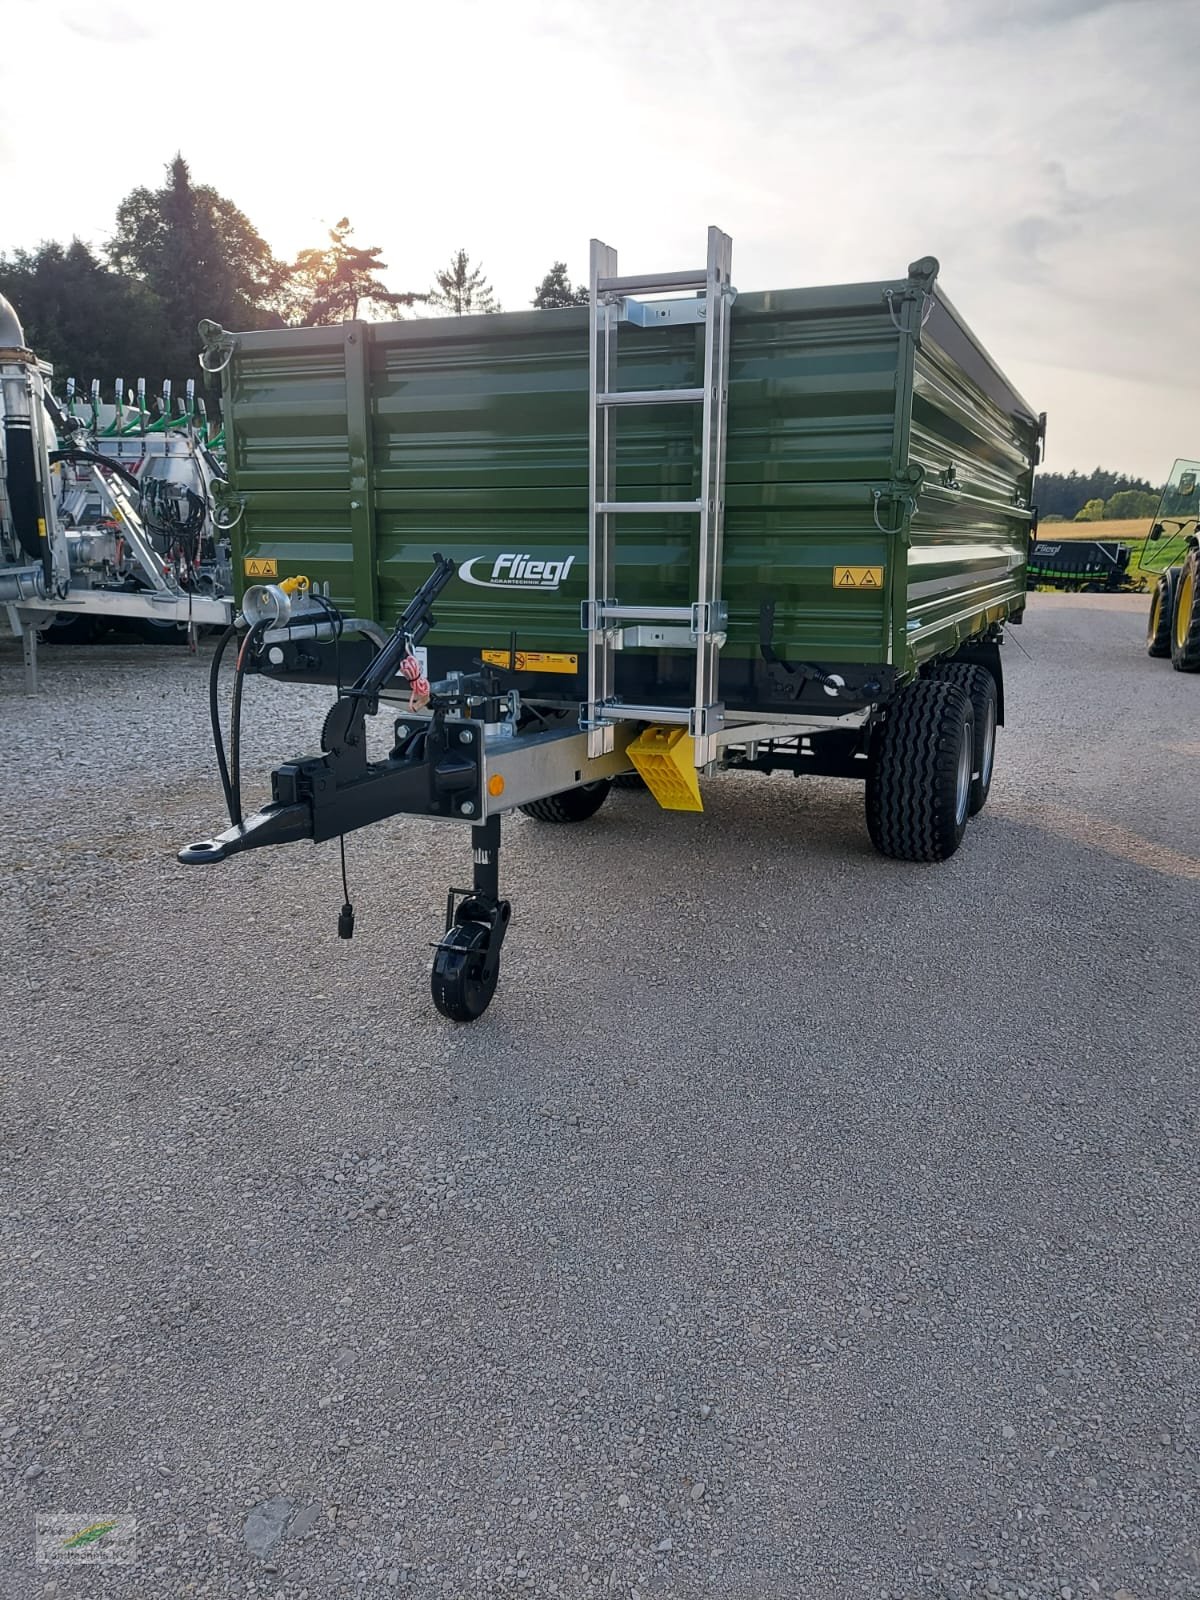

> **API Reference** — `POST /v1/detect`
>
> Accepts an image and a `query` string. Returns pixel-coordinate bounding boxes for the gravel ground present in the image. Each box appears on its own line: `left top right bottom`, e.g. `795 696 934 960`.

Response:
0 595 1197 1600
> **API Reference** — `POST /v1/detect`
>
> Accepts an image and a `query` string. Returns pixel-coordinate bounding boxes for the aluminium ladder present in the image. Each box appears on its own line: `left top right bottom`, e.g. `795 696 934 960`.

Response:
582 227 734 768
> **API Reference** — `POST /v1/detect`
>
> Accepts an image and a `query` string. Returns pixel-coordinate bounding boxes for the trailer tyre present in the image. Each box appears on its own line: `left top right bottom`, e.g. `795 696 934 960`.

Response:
922 662 998 815
866 681 974 862
519 780 612 823
134 617 191 647
45 613 101 646
1170 552 1200 672
612 773 647 790
1147 568 1179 658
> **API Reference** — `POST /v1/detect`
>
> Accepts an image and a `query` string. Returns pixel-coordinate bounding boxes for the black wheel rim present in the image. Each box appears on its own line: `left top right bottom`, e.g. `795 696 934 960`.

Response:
980 696 996 789
432 923 498 1021
954 727 971 827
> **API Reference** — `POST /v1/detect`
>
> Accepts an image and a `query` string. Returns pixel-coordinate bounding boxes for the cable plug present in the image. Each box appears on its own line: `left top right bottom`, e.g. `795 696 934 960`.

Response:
337 902 355 940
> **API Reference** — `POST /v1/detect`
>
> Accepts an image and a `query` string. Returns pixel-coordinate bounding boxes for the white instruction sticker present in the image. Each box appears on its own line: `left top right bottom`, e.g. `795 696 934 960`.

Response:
396 646 428 678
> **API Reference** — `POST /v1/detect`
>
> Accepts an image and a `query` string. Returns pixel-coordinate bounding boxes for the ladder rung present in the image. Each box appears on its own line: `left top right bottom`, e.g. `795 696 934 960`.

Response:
599 703 692 726
597 270 707 296
596 387 705 408
595 500 702 515
596 604 694 623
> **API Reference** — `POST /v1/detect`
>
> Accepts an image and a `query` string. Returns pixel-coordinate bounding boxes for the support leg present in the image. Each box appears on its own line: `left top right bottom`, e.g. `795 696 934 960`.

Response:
22 619 38 695
471 813 501 903
430 815 512 1023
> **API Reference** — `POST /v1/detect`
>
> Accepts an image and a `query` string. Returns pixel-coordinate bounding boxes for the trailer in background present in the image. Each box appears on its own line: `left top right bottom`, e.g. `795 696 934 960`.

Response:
0 291 233 687
1026 537 1141 593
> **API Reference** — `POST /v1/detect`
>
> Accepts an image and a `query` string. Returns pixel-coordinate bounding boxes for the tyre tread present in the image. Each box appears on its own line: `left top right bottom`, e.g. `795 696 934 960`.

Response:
866 680 972 862
1147 569 1177 658
519 781 612 824
922 660 997 814
1170 552 1200 672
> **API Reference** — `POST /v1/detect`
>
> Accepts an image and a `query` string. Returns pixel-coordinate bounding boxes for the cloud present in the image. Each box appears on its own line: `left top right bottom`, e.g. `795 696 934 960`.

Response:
1 0 1196 476
60 3 153 43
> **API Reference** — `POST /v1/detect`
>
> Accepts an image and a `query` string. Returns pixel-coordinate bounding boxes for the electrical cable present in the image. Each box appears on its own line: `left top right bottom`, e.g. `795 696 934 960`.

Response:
309 593 345 693
228 621 266 827
310 592 355 938
211 593 358 928
208 623 239 821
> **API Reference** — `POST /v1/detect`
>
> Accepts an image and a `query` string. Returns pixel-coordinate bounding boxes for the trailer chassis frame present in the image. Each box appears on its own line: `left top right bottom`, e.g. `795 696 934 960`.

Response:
179 562 874 1021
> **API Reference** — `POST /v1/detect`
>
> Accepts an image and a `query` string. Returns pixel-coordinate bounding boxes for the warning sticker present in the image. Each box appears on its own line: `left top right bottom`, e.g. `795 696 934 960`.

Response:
834 566 884 590
482 649 579 675
243 557 278 578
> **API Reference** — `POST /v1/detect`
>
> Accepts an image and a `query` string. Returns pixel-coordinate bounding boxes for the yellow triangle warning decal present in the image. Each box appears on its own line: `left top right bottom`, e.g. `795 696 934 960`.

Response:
833 565 884 590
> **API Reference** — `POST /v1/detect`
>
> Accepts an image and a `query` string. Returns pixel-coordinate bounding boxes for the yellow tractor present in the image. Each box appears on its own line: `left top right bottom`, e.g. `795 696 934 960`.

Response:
1146 458 1200 670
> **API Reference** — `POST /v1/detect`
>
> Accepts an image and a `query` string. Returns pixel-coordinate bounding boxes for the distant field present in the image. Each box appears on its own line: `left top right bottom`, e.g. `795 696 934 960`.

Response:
1037 518 1153 541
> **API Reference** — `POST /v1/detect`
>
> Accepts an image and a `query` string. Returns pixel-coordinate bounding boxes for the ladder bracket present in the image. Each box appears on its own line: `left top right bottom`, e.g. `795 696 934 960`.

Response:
689 703 725 740
618 288 736 328
617 625 729 650
622 297 708 328
691 600 727 637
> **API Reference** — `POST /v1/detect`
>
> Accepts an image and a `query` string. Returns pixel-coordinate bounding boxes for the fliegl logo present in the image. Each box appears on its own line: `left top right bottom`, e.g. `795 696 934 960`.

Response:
459 552 576 592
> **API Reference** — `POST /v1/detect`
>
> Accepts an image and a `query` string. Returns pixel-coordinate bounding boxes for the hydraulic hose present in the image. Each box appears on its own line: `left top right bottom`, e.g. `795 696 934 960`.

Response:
48 448 142 495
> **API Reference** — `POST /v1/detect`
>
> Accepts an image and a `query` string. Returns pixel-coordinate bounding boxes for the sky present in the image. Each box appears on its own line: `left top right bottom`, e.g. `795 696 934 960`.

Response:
2 0 1198 480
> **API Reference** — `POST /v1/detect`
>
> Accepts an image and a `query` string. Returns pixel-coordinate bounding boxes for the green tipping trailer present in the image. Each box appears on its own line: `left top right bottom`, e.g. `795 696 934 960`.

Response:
185 231 1042 1021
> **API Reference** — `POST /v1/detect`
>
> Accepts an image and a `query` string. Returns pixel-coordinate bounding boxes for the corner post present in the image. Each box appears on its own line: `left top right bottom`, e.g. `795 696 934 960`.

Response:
343 321 379 624
21 616 38 694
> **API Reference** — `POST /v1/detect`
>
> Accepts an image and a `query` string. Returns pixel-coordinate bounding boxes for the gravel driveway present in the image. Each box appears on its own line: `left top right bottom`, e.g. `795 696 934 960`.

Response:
1 594 1196 1599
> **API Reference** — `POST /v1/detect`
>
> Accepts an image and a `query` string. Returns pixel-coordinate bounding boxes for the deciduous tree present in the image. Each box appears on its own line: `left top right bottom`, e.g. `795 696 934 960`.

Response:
1103 488 1159 520
108 155 288 367
0 239 168 389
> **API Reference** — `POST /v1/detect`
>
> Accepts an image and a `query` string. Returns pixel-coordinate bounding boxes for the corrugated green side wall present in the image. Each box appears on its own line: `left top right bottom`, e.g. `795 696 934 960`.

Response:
225 272 1037 677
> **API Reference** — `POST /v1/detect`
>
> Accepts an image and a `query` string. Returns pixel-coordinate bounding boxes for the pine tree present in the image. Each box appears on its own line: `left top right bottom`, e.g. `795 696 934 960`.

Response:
288 219 425 324
532 262 588 309
428 249 500 315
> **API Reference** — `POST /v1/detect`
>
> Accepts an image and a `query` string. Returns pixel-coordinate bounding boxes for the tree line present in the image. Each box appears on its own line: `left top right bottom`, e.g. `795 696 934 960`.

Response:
0 155 589 392
1 160 1163 518
1034 468 1161 523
